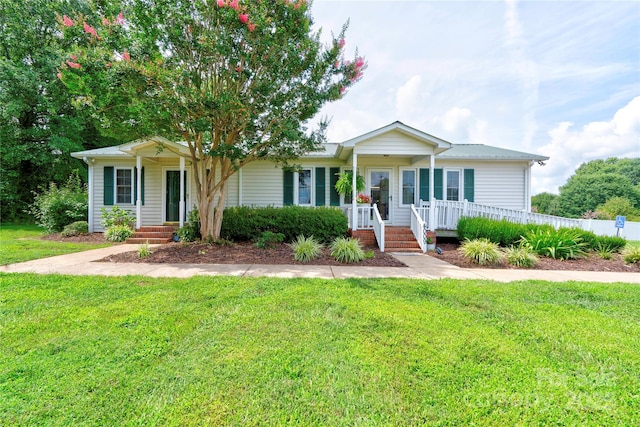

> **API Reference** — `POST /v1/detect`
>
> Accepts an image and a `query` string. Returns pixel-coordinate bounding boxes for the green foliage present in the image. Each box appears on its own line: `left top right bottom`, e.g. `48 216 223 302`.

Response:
521 228 588 260
28 172 88 233
137 242 151 258
176 208 201 242
104 225 134 242
100 206 134 229
593 235 626 253
334 171 366 196
457 216 548 247
57 1 366 240
458 238 503 265
595 196 640 221
255 231 285 249
595 242 614 260
330 237 365 263
221 206 347 243
61 221 89 237
289 235 323 263
531 192 560 215
622 247 640 264
504 245 539 268
0 0 119 222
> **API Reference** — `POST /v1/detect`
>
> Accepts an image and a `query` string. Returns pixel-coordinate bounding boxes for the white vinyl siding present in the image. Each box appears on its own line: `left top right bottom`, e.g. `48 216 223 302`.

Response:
241 161 285 206
353 129 437 156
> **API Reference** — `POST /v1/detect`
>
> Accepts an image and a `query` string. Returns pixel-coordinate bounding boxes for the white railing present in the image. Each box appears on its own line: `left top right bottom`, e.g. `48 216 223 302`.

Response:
418 200 582 230
347 205 374 229
410 204 427 253
372 203 385 252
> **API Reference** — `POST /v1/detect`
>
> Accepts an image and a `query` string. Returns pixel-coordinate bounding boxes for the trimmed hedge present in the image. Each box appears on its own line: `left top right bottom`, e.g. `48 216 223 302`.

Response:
457 216 627 252
220 206 348 243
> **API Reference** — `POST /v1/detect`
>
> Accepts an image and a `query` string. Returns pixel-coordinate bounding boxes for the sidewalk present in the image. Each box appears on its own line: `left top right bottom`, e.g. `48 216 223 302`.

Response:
1 244 638 283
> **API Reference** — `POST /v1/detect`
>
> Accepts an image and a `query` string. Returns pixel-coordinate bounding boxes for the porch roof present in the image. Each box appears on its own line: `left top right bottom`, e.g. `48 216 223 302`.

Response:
437 144 549 161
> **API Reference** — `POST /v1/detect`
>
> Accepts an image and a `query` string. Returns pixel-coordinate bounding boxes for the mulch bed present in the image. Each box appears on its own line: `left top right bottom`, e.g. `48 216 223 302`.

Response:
42 232 640 272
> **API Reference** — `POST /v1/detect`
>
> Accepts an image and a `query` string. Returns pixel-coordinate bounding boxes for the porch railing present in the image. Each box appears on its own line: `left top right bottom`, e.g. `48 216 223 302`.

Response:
347 205 374 229
416 200 582 230
372 203 385 252
410 205 427 253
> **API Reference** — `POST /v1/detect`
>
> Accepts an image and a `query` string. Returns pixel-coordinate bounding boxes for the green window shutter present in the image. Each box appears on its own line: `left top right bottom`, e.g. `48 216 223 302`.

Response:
315 167 326 206
104 166 114 206
419 168 430 202
434 168 443 200
464 169 474 202
329 167 340 206
283 169 294 206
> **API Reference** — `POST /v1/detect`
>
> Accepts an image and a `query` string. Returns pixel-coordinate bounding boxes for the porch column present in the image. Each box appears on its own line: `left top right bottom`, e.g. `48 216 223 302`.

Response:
87 160 94 232
429 154 435 231
136 155 142 230
352 152 358 230
179 156 185 228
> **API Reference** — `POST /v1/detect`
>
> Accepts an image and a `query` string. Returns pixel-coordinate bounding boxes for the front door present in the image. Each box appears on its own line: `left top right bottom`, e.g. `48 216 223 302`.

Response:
166 170 186 222
369 169 392 222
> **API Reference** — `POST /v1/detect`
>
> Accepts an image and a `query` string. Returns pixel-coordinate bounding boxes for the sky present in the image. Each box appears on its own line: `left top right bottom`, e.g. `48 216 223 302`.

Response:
309 0 640 195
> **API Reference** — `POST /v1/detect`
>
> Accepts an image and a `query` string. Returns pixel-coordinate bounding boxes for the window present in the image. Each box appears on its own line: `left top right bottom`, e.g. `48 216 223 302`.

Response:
445 169 461 201
116 168 133 204
298 169 312 205
400 169 416 205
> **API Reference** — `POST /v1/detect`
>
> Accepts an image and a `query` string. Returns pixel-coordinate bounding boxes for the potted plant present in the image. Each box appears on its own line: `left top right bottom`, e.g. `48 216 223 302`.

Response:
426 236 436 251
356 193 371 204
334 171 365 200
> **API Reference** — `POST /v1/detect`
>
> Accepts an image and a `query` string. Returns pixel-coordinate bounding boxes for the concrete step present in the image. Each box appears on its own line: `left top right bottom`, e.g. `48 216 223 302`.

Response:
126 238 172 244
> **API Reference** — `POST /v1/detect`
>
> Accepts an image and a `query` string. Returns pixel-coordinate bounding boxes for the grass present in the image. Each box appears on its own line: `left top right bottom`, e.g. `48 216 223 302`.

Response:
0 224 111 265
626 240 640 250
1 273 639 425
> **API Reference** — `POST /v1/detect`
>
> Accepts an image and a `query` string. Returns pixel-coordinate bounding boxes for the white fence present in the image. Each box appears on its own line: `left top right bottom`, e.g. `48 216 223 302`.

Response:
416 200 639 239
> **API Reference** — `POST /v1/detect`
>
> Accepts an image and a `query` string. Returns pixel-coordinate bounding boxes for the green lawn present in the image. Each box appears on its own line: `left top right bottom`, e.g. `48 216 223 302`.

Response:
1 274 638 425
0 224 111 265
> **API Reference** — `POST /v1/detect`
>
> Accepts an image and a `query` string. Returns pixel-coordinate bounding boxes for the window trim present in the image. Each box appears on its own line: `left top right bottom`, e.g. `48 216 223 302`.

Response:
295 168 313 206
399 167 417 207
444 168 463 202
115 167 134 205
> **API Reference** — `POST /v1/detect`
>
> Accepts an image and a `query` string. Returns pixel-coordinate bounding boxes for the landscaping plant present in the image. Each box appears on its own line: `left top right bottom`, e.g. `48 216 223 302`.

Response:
255 231 285 249
104 224 134 242
521 228 588 260
61 221 89 237
330 237 365 263
458 238 503 265
289 235 323 263
623 246 640 264
137 241 151 258
176 208 201 242
28 171 88 233
503 245 538 268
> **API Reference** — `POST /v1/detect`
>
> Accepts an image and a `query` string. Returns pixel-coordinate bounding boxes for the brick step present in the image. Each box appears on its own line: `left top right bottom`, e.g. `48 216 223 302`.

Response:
132 231 174 238
385 233 417 241
137 226 176 233
387 247 423 253
126 238 173 244
385 240 421 248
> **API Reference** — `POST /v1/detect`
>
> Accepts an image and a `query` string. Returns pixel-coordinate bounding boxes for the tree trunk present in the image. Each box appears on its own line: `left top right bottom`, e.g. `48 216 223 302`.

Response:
211 181 227 240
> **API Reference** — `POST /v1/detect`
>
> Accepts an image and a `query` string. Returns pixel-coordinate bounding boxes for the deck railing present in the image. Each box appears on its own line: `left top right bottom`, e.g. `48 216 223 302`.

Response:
416 200 582 230
347 205 374 229
372 203 385 252
410 205 427 252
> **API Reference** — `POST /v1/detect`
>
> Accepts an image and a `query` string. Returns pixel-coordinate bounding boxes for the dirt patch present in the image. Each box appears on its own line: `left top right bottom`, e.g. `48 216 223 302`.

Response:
429 243 640 273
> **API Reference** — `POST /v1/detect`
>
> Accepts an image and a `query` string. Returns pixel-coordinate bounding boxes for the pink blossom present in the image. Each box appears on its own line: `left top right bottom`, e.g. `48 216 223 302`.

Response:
338 38 345 48
354 57 365 68
102 17 110 26
239 13 248 24
334 61 340 68
248 22 256 32
83 21 98 38
236 66 242 72
340 86 346 94
229 0 239 10
122 51 130 61
57 72 62 79
62 15 74 27
70 54 77 60
217 0 225 6
66 61 81 69
115 12 125 25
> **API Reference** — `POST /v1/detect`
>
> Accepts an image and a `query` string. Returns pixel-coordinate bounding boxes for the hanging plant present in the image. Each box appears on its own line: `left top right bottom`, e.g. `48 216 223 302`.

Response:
334 171 365 196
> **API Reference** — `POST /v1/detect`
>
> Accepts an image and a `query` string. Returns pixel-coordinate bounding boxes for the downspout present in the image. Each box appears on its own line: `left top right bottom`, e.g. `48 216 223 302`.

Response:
525 161 534 212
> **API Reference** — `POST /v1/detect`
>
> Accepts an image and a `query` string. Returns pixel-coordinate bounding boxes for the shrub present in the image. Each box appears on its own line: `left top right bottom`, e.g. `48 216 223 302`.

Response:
61 221 89 237
458 238 503 265
100 206 134 229
457 216 548 247
593 235 626 253
176 208 201 242
255 231 285 249
504 245 538 268
595 242 614 260
330 237 365 263
105 224 134 242
220 206 347 243
622 247 640 264
521 228 588 260
28 171 88 233
137 241 151 258
289 235 323 262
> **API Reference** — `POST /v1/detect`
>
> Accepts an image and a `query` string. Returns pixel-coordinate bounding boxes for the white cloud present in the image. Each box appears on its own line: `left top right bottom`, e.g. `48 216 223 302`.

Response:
534 96 640 194
395 75 426 120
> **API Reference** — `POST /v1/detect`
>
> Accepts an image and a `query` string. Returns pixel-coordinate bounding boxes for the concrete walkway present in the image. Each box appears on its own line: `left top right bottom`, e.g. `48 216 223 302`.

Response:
1 244 638 283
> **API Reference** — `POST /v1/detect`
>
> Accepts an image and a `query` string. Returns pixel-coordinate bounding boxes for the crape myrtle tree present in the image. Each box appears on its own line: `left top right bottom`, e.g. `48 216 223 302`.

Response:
57 0 366 239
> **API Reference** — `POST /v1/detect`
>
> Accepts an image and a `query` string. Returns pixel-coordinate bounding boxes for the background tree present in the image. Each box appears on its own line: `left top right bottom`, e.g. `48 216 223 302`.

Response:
0 0 118 222
58 0 365 239
595 196 640 221
557 173 639 218
531 192 560 215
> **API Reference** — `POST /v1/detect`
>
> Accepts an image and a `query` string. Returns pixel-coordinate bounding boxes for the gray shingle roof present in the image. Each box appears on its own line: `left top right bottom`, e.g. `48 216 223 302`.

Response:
437 144 549 161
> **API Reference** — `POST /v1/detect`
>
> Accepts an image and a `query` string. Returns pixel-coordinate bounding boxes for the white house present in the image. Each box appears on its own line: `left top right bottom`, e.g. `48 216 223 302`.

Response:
72 121 549 247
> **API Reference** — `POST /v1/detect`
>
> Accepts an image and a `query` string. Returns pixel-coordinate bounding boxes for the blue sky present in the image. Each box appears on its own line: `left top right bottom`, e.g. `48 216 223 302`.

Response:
310 0 640 195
